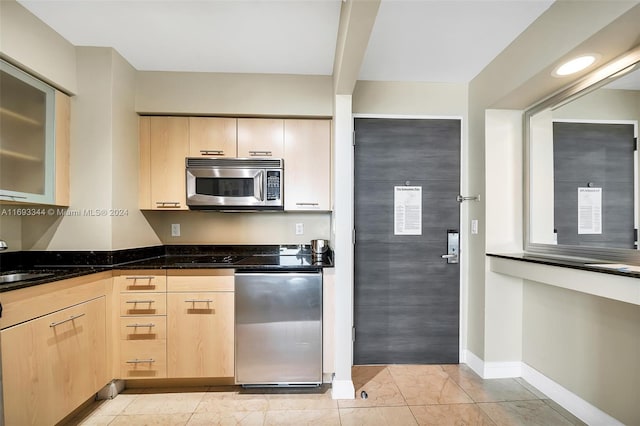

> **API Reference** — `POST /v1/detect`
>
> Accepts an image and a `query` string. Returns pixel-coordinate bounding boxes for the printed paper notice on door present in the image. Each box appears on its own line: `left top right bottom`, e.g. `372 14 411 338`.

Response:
578 187 602 235
394 186 422 235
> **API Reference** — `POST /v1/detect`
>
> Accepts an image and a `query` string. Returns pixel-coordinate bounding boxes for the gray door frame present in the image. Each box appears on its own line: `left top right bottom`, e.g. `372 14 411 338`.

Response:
352 113 467 363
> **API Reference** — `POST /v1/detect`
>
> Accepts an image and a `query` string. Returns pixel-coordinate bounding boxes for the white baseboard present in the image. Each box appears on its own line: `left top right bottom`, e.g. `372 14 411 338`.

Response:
463 350 521 378
463 350 485 377
331 379 355 400
462 351 623 426
521 364 624 426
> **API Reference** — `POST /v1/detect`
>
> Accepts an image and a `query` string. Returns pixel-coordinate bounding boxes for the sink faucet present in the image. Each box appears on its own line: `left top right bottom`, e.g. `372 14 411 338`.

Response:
0 240 7 251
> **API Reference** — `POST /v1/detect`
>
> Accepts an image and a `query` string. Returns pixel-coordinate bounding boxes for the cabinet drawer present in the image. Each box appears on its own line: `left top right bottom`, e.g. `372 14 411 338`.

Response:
120 340 166 379
114 271 167 292
120 316 167 340
119 293 166 316
167 269 234 292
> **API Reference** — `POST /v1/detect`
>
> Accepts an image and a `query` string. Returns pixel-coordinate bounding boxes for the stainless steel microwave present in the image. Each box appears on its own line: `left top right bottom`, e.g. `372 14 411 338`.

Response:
186 158 283 210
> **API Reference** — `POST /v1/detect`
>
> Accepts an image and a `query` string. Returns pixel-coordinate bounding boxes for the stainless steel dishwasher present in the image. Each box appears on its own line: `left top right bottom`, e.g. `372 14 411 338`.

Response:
235 271 322 386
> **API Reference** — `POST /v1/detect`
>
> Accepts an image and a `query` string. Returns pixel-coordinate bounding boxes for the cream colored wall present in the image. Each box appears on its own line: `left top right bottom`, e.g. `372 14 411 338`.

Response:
26 48 114 250
110 52 162 250
484 110 523 362
479 5 640 422
353 81 467 116
23 48 161 251
0 0 77 94
142 211 329 245
523 281 640 425
529 109 555 245
0 0 78 252
469 0 639 362
554 88 640 121
136 72 333 117
0 216 22 252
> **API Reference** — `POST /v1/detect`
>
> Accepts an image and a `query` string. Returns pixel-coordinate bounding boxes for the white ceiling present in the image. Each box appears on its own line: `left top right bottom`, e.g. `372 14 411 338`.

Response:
19 0 554 83
359 0 553 82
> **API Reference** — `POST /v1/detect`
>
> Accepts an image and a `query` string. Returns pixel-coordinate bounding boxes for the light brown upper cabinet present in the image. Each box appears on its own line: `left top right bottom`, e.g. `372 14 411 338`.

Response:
237 118 284 158
189 117 237 157
0 60 70 206
284 119 331 211
139 116 189 210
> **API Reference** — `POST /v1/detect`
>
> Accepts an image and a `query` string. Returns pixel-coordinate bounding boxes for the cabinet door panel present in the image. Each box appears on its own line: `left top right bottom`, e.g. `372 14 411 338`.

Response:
284 119 331 210
149 116 189 210
0 60 56 204
1 297 106 426
237 118 284 158
167 292 234 378
189 117 237 157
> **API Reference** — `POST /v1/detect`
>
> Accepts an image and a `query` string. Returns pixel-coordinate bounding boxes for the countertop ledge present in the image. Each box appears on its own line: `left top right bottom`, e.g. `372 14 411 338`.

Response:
487 253 640 279
488 253 640 306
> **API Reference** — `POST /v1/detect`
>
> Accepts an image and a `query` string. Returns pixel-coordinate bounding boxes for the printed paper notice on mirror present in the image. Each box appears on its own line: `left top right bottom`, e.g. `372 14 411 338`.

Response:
578 187 602 234
394 186 422 235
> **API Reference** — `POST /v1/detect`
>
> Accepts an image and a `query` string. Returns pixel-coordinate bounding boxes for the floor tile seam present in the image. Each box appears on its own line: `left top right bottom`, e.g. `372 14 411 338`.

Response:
540 398 585 425
472 402 503 426
264 406 340 411
405 405 499 426
385 366 414 408
405 402 480 407
337 402 409 410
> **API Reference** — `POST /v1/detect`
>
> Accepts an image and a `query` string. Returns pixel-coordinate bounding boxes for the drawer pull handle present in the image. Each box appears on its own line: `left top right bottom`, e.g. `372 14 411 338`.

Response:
200 150 224 156
155 201 181 208
126 323 156 328
126 300 155 304
50 313 85 327
295 202 319 206
184 299 213 303
126 359 155 364
249 150 272 156
126 276 155 280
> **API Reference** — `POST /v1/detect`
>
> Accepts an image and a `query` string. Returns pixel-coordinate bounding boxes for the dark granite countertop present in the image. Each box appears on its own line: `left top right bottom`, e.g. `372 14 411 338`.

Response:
0 245 333 293
0 267 111 293
487 252 640 279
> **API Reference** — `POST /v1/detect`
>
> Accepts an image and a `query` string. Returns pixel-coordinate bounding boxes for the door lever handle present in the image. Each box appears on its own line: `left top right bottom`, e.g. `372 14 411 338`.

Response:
443 230 459 264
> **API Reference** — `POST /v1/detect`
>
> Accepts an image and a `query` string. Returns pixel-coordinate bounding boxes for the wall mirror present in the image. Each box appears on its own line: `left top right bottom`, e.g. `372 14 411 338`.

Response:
525 46 640 262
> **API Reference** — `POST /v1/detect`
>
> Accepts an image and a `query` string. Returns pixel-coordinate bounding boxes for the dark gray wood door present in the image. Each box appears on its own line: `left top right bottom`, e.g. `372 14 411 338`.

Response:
553 122 635 249
354 118 460 365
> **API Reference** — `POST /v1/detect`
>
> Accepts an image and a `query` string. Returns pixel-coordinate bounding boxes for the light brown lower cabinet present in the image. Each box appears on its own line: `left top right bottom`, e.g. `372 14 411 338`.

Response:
167 291 234 378
1 296 107 426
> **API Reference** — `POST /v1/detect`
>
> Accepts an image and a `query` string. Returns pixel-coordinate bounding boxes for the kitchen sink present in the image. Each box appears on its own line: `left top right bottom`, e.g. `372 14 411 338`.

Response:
0 272 55 284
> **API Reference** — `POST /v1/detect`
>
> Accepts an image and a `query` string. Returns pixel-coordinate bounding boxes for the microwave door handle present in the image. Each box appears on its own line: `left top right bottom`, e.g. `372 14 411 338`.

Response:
257 170 264 202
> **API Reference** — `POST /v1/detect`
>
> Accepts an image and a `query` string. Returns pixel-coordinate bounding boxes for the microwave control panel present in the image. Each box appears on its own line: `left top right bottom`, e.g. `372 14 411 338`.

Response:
266 171 281 201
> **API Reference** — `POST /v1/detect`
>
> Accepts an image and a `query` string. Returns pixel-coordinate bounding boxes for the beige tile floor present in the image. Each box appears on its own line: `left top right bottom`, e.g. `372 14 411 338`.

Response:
65 364 586 426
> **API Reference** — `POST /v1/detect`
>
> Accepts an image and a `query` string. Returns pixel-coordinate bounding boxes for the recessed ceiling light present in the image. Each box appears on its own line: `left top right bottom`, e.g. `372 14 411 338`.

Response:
553 55 597 77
